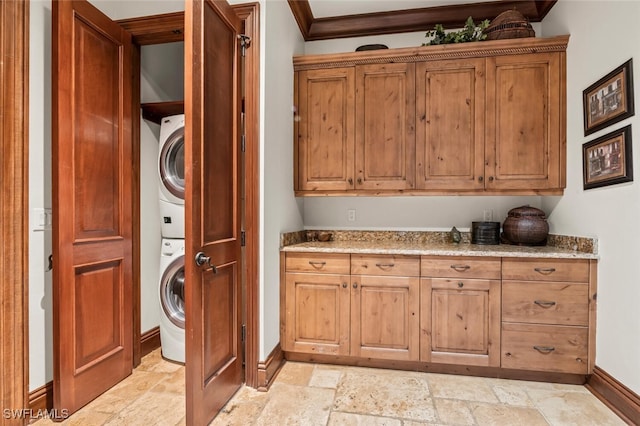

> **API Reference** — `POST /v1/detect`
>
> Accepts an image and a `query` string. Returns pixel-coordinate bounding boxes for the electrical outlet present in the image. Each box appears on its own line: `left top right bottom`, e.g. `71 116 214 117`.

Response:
347 209 356 222
483 209 494 221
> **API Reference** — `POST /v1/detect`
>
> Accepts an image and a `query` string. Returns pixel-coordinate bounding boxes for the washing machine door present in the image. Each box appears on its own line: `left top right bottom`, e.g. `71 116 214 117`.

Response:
160 255 185 329
159 126 185 201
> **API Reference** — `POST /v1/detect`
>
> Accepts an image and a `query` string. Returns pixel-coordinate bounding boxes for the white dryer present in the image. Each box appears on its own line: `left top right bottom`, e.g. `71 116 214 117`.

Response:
158 114 185 239
159 238 185 363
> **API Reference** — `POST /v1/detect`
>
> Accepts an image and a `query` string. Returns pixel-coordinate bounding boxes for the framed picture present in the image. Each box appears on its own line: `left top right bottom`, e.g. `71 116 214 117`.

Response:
583 59 634 136
583 125 633 190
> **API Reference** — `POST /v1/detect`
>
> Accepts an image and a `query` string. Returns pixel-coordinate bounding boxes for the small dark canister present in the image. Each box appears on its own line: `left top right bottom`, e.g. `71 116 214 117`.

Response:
471 221 501 245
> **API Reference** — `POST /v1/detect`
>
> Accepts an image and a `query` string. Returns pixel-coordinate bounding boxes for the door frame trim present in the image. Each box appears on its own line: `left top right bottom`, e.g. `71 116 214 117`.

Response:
0 0 30 422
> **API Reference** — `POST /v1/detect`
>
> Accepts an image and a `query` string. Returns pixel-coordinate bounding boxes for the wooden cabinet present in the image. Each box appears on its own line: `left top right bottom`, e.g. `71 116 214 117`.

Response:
415 58 485 190
420 256 501 367
282 249 596 381
283 253 351 355
294 35 569 196
485 53 565 191
296 68 355 191
355 63 416 190
501 258 595 374
350 255 420 360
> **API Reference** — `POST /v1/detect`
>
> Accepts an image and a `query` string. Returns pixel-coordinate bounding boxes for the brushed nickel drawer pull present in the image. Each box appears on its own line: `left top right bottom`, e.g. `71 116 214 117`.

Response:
451 264 470 272
375 263 395 269
308 261 326 268
534 267 556 274
534 300 557 308
533 345 555 354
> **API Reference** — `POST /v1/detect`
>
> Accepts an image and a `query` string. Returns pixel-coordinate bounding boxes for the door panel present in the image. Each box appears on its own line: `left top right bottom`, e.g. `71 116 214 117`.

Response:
185 1 244 424
53 0 133 415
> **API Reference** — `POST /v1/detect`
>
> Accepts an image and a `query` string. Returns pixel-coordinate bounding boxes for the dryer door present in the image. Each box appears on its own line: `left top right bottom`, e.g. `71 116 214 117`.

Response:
160 256 185 329
159 126 185 202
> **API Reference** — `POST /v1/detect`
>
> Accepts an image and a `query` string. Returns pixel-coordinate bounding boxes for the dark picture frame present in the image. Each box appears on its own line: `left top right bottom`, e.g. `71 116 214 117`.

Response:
583 59 634 136
583 125 633 190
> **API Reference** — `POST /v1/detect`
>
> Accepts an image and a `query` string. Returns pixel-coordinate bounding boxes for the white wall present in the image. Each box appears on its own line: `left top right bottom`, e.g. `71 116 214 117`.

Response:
261 0 305 358
29 0 53 393
541 0 640 395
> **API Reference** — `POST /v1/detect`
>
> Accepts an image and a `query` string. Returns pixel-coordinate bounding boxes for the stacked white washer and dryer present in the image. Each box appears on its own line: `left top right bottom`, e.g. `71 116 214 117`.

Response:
158 114 186 363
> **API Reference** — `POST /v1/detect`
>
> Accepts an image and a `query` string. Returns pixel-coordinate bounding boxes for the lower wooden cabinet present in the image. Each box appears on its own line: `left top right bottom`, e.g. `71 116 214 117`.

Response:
282 251 596 379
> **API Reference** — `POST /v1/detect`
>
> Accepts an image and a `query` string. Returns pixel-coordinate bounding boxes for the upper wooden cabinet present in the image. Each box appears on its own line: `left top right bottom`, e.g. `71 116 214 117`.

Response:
293 36 569 196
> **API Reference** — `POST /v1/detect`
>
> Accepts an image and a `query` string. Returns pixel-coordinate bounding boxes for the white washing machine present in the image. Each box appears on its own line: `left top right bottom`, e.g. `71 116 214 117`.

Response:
158 114 185 239
159 238 185 363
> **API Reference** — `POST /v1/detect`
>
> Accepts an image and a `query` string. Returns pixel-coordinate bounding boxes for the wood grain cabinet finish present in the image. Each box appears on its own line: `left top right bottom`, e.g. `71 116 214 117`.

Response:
296 68 355 191
351 255 420 361
293 36 568 196
421 256 501 367
283 253 351 355
416 58 485 190
501 258 596 374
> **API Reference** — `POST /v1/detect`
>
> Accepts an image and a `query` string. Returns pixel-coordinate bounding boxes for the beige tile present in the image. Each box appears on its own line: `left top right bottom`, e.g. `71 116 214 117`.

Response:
57 411 114 426
433 398 475 425
211 386 270 426
427 373 498 403
470 402 549 426
490 384 535 407
138 349 183 374
254 383 334 426
333 370 436 422
150 367 185 394
104 391 185 426
328 411 402 425
275 361 315 386
309 366 342 389
528 389 626 425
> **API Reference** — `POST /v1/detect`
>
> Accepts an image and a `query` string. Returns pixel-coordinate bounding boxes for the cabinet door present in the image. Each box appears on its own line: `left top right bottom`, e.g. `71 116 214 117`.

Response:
486 52 564 190
351 275 420 361
421 278 500 366
296 68 355 191
355 63 415 190
284 273 350 355
416 59 485 190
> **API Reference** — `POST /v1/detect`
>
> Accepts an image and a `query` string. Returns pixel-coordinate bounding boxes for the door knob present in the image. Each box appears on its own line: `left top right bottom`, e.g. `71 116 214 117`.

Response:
195 252 218 274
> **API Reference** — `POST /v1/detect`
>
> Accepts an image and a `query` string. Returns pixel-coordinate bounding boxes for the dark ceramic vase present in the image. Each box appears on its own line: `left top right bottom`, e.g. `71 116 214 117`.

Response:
502 206 549 246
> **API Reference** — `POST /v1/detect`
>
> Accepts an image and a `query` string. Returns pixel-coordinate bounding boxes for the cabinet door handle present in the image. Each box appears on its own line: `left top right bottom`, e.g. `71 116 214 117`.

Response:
375 263 395 269
457 281 464 288
534 300 557 308
308 261 326 268
353 282 358 289
450 264 470 272
357 177 362 184
534 267 556 275
348 178 353 185
342 282 347 288
533 345 555 354
478 176 484 183
488 176 494 182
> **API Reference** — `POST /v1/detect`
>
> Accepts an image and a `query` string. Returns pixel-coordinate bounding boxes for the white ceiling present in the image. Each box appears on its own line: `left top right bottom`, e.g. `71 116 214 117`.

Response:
307 0 497 18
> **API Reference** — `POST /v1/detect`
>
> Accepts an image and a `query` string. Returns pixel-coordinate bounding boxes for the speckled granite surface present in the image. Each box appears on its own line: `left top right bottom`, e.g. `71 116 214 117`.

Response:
280 230 598 260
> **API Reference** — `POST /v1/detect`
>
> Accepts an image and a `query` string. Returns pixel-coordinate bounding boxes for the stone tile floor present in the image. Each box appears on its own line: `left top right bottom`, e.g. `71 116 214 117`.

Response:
34 348 624 425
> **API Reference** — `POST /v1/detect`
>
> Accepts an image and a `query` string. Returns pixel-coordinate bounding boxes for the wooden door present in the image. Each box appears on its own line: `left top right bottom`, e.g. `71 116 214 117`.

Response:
420 278 500 367
52 0 134 415
351 276 420 361
355 63 415 190
416 59 485 190
284 273 351 355
485 52 564 190
296 67 355 191
184 1 244 424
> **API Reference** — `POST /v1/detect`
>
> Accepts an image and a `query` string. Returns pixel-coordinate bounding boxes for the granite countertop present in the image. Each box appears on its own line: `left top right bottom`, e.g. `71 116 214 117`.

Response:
281 237 598 260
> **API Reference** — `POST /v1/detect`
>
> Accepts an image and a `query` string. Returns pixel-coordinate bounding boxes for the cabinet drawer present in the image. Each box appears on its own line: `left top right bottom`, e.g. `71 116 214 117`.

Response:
285 252 350 274
421 256 501 279
503 281 588 326
351 254 419 276
502 323 588 374
502 258 589 282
